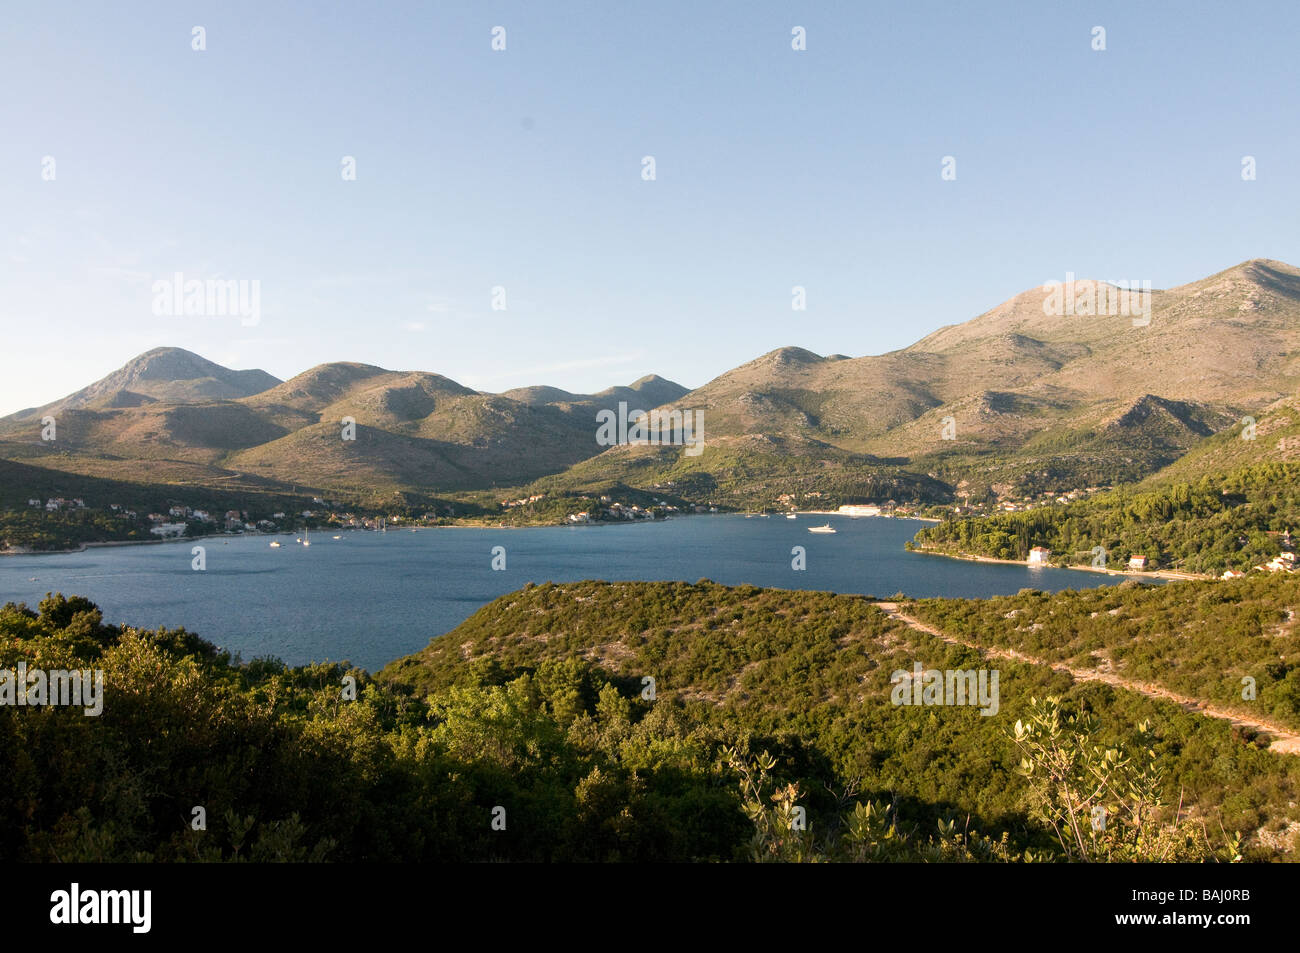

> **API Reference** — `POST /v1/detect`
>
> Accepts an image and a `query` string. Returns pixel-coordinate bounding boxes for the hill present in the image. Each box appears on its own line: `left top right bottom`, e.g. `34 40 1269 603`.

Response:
6 578 1299 860
502 373 688 411
377 578 1300 859
0 353 688 500
1139 395 1300 487
544 258 1300 503
2 347 280 421
2 258 1298 510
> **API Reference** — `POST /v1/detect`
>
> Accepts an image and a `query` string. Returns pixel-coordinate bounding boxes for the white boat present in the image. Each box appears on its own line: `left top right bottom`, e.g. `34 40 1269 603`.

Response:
332 535 341 540
786 513 797 519
808 523 836 534
269 541 281 548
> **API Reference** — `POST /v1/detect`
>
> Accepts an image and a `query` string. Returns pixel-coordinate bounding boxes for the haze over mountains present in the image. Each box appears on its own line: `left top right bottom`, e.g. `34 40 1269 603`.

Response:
3 258 1298 503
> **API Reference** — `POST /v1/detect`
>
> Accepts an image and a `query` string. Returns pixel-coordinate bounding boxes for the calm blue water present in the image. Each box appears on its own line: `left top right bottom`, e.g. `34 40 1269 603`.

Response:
0 516 1136 672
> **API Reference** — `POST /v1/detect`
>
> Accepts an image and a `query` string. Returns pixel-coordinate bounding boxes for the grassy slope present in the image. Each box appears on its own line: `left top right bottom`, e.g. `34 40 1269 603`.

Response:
907 573 1300 733
381 579 1300 854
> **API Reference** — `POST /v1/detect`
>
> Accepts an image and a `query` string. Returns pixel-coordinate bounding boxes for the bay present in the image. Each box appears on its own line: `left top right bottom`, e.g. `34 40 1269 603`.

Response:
0 516 1142 672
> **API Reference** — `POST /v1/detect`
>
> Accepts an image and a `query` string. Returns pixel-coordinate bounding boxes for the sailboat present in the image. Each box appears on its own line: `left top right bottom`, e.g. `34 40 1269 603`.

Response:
301 526 311 547
808 523 836 534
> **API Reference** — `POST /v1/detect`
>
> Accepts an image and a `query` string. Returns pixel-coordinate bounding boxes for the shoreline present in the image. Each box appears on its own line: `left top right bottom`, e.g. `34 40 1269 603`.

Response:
909 546 1211 582
2 530 250 558
790 511 942 523
2 510 942 557
0 516 684 555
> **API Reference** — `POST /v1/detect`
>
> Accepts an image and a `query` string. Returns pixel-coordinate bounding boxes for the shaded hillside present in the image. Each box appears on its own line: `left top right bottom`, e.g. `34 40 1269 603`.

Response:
1141 396 1300 487
0 458 362 551
528 433 952 508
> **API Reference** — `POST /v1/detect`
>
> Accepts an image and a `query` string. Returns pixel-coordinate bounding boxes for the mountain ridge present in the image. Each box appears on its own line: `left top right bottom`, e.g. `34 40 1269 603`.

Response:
2 258 1296 504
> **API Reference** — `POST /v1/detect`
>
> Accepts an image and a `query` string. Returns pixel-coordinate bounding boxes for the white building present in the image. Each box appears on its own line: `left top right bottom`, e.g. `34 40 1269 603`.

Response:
838 504 881 517
1027 547 1051 565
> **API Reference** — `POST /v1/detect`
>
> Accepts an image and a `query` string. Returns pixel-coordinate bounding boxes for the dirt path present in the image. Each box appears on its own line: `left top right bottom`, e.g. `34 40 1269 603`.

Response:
873 602 1300 756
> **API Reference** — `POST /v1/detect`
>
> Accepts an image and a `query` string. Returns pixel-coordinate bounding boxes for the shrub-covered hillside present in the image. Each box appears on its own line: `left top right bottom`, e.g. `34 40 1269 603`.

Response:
3 581 1297 862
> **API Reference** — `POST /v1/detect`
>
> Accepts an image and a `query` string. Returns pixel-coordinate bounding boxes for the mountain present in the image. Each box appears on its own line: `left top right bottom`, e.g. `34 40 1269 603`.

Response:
0 350 688 498
502 374 688 411
2 258 1297 506
557 258 1300 500
3 347 281 422
1139 394 1300 487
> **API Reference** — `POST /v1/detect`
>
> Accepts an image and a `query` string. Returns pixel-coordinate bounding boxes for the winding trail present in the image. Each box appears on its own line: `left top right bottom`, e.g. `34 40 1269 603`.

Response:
873 602 1300 756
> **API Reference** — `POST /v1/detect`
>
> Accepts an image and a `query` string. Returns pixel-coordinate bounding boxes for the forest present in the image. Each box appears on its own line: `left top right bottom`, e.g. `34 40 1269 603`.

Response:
0 507 149 552
4 580 1295 862
910 462 1300 574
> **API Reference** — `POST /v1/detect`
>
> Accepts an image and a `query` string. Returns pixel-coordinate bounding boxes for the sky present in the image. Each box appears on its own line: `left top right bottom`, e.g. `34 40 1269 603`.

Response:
2 0 1298 415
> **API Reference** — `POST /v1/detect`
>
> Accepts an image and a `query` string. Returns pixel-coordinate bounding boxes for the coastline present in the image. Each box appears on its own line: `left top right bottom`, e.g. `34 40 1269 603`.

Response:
2 510 941 556
0 515 684 555
794 511 942 523
0 529 280 558
908 546 1211 582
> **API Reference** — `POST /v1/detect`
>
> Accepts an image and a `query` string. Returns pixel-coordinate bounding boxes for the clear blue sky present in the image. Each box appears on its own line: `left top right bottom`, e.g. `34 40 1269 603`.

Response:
2 0 1297 415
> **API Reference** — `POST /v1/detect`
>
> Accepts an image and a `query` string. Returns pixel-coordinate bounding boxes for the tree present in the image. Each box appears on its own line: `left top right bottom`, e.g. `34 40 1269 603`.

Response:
1010 696 1239 862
